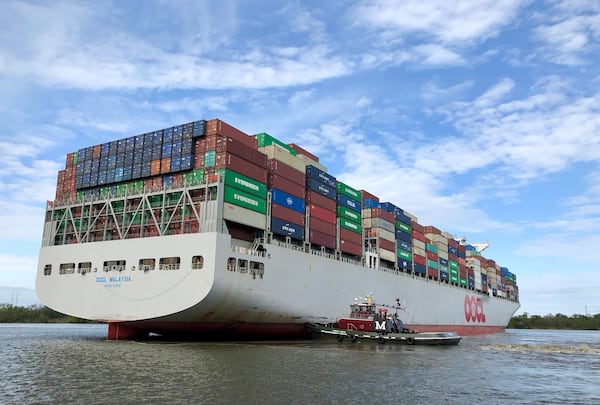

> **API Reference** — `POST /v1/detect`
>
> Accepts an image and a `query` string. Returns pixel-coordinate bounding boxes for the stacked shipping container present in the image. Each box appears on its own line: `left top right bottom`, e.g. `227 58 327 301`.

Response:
336 182 362 256
51 117 517 300
305 165 337 249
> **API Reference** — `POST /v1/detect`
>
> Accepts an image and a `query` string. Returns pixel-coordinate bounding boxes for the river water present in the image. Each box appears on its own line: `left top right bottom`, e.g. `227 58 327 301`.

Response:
1 324 598 404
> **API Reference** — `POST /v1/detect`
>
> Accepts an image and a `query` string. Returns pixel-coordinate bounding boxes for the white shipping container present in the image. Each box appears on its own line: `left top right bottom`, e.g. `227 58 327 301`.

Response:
379 248 396 262
412 238 426 250
295 154 327 172
437 249 449 260
413 246 426 257
223 203 267 230
428 234 448 245
362 217 394 233
260 145 307 173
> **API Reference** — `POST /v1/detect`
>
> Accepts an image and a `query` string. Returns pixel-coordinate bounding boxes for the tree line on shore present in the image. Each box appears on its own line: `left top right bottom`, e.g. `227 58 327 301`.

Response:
508 313 600 330
0 304 94 323
1 304 599 329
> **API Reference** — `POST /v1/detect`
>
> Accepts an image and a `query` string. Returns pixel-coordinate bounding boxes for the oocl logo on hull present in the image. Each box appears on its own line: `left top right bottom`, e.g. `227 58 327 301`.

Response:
464 295 486 323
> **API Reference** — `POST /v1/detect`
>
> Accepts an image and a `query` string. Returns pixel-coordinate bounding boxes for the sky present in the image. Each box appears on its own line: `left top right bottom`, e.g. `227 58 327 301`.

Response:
0 0 599 315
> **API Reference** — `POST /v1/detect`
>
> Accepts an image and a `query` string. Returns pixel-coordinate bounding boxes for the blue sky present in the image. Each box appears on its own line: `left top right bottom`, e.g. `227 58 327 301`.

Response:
1 0 599 315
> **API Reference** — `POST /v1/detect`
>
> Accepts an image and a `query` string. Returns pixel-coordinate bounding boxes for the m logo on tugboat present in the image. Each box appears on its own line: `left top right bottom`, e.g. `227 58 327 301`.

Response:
464 295 486 322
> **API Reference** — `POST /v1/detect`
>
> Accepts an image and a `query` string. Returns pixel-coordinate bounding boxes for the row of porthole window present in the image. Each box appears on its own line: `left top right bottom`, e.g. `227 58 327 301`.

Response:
227 257 265 278
43 256 205 276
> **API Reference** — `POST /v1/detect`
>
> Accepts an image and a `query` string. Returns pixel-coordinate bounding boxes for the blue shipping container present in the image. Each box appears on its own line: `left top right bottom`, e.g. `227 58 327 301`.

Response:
398 259 412 270
305 165 336 188
395 229 412 244
306 179 336 200
438 257 448 266
362 198 379 209
414 263 426 275
271 188 305 214
336 194 361 213
440 271 449 282
271 217 304 240
397 239 411 251
395 211 412 226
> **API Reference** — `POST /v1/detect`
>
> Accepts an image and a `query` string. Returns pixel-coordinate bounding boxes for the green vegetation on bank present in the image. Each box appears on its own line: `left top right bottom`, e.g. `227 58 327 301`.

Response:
509 313 600 330
0 304 93 323
2 305 599 330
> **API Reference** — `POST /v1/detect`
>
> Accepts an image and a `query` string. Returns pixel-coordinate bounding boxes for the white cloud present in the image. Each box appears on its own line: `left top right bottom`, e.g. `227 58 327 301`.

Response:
351 0 524 44
533 2 600 65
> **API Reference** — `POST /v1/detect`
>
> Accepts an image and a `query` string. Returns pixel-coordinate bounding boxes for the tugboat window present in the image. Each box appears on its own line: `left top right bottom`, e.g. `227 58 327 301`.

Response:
43 264 52 276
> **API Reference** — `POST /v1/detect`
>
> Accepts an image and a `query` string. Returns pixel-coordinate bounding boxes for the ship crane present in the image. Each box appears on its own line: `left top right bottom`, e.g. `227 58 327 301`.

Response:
456 237 489 253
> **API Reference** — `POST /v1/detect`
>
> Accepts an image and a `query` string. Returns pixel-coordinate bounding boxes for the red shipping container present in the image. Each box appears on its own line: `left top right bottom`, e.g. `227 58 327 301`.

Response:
379 238 395 252
216 136 267 167
340 240 362 256
448 238 460 248
225 221 256 241
267 159 305 186
413 254 426 266
306 191 336 212
360 190 379 202
368 208 395 223
412 221 425 234
427 268 439 278
271 203 305 226
424 225 442 235
206 119 257 149
288 143 319 162
448 253 459 262
308 204 336 224
205 134 218 150
412 230 427 243
309 216 336 235
426 251 438 261
215 152 267 183
339 227 361 244
65 153 76 168
309 230 336 249
269 174 305 199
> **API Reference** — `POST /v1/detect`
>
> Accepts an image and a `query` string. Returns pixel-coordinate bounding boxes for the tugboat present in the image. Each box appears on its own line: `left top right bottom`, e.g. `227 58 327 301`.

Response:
312 295 462 346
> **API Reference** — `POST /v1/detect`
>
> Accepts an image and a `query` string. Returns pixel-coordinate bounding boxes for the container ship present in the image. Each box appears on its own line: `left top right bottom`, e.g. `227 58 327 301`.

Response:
36 119 520 340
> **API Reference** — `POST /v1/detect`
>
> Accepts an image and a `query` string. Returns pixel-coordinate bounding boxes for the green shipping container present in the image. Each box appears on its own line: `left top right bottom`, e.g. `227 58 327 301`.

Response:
339 218 362 234
111 200 124 212
449 260 458 271
427 259 438 269
397 248 412 261
222 169 267 198
183 169 205 185
395 220 411 234
450 267 459 276
149 195 163 207
450 274 459 283
204 150 216 168
224 186 267 214
460 278 467 287
425 243 438 254
336 181 362 201
255 133 297 155
336 206 361 222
